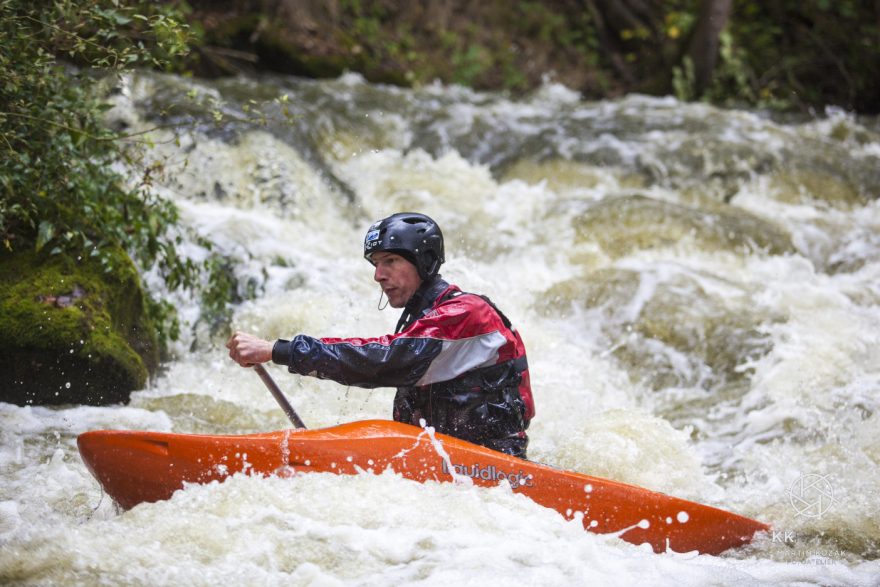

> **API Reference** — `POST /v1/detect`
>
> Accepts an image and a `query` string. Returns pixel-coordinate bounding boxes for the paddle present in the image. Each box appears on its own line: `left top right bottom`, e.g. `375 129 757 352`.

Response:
253 363 307 429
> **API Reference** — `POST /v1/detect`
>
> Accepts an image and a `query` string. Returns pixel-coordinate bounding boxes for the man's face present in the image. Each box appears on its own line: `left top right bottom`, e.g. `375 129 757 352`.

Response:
371 251 422 308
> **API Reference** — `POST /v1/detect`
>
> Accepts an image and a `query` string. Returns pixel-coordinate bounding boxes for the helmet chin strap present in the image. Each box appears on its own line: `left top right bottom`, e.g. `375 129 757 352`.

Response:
377 289 389 311
394 275 445 334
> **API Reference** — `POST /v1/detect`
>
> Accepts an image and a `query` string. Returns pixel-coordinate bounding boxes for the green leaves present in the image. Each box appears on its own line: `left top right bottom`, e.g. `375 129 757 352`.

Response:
0 0 209 347
35 221 54 252
94 7 132 27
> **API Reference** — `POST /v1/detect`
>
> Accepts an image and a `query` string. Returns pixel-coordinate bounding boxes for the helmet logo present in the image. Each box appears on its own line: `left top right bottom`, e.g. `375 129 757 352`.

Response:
365 229 380 249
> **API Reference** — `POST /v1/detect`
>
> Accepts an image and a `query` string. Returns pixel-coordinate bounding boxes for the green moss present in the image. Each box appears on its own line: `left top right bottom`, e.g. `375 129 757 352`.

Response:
0 248 158 406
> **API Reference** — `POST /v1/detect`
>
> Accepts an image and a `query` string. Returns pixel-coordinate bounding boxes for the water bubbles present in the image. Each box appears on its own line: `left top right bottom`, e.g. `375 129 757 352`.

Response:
677 511 689 523
0 501 21 538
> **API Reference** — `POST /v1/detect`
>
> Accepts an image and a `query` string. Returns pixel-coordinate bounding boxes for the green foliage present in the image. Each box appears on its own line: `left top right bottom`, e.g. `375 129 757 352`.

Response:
515 1 574 45
606 0 879 112
451 44 490 87
675 31 779 109
712 0 880 112
0 0 216 350
186 0 878 113
198 252 249 340
672 56 697 102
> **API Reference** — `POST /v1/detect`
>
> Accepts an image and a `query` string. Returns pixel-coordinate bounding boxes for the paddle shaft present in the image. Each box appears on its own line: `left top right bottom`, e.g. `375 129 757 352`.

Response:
253 363 307 429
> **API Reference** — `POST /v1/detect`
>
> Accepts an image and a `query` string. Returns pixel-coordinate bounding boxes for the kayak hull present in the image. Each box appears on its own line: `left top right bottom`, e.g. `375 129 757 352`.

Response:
77 419 768 555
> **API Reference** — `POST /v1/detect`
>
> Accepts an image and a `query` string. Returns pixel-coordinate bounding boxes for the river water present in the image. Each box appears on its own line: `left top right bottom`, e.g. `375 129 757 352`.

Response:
2 72 879 585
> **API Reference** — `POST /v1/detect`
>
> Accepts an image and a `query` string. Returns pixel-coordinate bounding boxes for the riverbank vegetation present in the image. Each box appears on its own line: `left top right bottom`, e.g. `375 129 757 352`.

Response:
188 0 879 115
0 0 207 402
1 1 200 345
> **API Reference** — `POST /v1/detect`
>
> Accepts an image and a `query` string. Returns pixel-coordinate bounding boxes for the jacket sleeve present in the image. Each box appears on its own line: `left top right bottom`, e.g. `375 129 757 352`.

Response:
271 296 511 389
272 333 443 388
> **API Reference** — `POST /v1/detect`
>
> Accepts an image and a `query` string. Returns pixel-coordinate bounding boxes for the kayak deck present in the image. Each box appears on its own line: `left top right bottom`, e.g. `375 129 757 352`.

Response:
77 419 768 555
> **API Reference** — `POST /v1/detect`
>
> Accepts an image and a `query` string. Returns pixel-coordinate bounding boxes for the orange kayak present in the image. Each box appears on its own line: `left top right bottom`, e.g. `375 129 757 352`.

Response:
77 419 768 555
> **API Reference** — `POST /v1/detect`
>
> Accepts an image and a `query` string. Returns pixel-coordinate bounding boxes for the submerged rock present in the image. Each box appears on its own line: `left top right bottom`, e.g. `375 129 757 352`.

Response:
541 266 779 399
574 194 795 258
0 249 159 406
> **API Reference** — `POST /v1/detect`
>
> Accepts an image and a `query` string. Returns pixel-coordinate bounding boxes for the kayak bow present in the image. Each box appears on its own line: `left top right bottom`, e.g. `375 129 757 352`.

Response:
77 419 768 555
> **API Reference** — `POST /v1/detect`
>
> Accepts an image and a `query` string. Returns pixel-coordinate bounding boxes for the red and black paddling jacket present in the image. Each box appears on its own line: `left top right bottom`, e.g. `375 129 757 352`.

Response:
272 277 534 458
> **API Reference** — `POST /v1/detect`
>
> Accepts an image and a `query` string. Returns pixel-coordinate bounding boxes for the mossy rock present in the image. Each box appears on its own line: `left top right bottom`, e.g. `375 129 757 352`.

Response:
0 248 159 406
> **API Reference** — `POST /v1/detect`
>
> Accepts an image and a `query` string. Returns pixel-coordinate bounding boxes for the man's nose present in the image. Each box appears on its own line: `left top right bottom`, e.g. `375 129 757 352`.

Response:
374 265 385 282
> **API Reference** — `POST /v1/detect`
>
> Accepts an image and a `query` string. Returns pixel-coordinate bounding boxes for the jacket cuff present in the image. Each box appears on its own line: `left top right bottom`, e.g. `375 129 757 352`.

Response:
272 339 291 366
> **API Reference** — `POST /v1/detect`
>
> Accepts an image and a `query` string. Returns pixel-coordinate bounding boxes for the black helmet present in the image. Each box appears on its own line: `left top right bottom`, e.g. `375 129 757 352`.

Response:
364 212 445 279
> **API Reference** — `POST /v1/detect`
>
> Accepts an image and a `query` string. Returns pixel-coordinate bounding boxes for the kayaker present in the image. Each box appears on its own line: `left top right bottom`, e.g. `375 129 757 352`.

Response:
226 212 534 458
